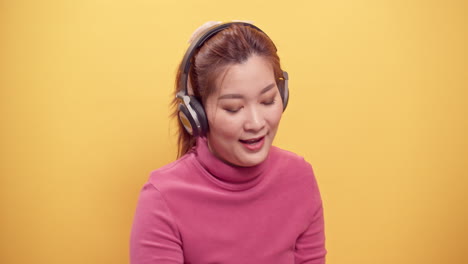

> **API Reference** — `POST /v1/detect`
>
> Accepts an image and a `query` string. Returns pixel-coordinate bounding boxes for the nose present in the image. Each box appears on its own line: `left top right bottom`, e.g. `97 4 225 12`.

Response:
243 106 265 132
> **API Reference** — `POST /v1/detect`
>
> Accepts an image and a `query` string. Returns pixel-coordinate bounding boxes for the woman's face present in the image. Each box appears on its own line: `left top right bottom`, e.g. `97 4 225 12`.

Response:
204 55 283 167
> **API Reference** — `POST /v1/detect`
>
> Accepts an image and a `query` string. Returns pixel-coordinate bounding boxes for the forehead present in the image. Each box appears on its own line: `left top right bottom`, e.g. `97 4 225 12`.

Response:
216 55 276 94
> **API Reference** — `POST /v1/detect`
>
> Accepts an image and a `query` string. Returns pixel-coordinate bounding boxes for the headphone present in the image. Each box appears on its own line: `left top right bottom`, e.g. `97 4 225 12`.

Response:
176 22 289 137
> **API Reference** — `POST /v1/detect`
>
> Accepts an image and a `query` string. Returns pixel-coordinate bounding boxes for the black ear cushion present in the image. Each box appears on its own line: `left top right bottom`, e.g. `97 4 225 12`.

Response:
188 96 208 136
280 71 289 111
282 84 289 111
278 78 289 111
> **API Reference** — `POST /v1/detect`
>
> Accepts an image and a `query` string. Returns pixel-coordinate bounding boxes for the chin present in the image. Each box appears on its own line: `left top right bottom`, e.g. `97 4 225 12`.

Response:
234 149 270 167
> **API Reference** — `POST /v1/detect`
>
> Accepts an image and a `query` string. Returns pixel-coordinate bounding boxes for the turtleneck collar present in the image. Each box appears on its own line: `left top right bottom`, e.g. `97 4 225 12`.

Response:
192 137 272 191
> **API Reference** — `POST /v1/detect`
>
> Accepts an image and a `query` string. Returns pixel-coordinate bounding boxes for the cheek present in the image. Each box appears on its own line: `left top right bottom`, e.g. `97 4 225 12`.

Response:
208 113 242 139
267 106 283 127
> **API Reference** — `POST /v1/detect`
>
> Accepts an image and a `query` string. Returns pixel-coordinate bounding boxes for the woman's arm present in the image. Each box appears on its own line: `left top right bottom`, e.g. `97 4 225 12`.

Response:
130 183 183 264
294 203 327 263
295 161 327 263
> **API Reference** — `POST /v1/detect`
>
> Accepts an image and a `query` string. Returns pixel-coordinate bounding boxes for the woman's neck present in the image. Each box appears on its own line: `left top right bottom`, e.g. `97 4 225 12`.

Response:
193 137 272 190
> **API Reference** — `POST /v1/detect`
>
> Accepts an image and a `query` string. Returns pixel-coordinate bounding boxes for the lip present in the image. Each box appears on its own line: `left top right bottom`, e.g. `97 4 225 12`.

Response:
239 136 265 151
240 135 265 142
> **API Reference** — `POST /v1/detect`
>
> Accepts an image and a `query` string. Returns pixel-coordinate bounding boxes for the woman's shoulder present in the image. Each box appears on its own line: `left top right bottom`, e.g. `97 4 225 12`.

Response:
270 145 313 169
269 146 318 185
270 146 322 201
146 152 196 190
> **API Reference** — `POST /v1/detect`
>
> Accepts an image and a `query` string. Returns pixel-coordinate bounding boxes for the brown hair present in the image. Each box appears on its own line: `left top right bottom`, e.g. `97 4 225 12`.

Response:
171 24 284 157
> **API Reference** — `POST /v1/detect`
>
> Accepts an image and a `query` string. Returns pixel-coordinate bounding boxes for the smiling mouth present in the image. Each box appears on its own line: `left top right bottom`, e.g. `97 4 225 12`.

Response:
239 136 265 144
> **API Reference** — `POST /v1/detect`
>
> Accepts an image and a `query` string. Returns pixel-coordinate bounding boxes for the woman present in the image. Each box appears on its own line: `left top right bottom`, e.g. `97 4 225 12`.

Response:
130 21 326 263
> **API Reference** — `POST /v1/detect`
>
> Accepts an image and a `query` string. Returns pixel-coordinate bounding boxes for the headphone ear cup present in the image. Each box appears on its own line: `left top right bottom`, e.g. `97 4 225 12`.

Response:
280 71 289 111
188 96 209 136
178 103 199 137
282 83 289 111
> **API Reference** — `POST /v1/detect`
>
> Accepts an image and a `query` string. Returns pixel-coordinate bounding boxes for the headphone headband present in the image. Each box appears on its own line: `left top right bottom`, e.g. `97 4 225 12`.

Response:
178 22 274 97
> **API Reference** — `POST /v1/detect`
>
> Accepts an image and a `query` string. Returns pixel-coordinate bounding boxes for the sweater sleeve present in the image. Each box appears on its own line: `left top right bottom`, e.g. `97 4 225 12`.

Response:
130 182 184 264
294 162 327 264
294 203 327 263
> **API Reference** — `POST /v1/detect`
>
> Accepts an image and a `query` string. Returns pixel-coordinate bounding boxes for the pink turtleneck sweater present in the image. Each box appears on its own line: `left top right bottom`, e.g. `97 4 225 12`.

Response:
130 138 326 263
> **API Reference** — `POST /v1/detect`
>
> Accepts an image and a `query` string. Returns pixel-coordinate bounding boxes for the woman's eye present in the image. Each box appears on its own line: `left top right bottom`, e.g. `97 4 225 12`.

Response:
224 108 241 113
262 99 276 105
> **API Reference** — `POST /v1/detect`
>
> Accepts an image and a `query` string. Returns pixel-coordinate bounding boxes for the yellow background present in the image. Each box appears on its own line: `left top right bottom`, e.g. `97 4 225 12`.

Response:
1 0 467 263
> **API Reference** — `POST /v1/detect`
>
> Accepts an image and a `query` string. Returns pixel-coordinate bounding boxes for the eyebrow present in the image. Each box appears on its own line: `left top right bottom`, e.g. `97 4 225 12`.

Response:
218 83 276 100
